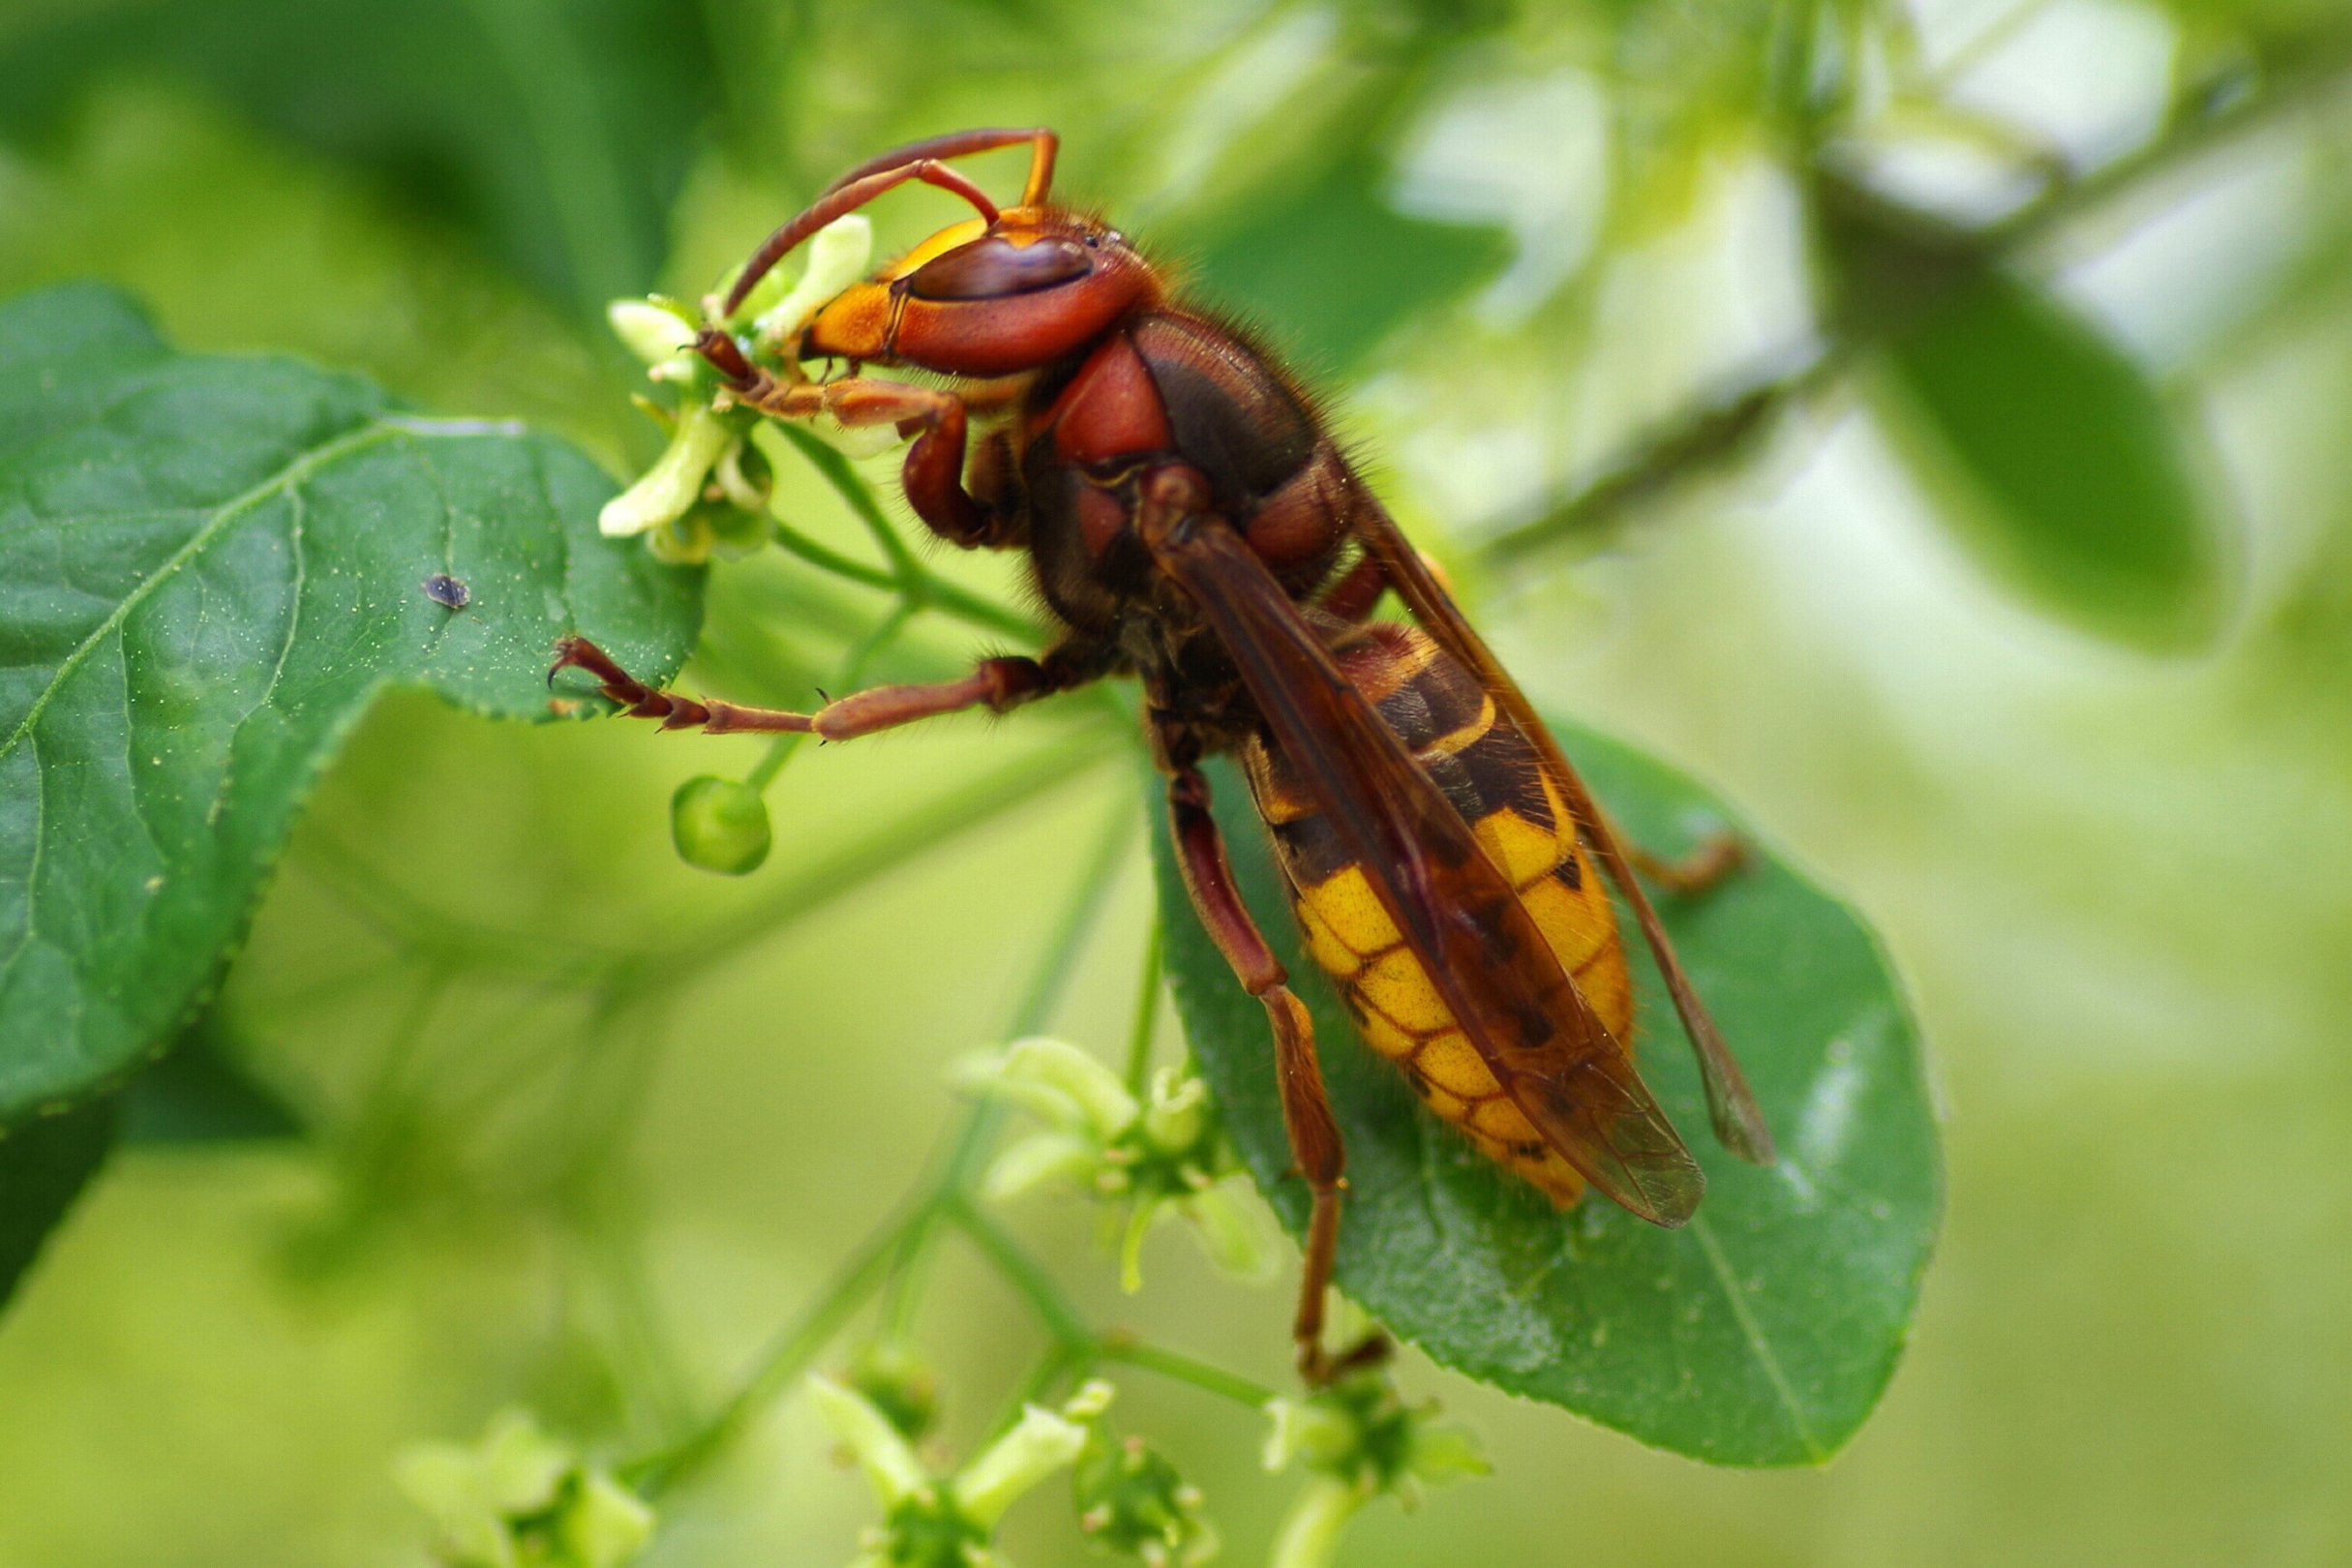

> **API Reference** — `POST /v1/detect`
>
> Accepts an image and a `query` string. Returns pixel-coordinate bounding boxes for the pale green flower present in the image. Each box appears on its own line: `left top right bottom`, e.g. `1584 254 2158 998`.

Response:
1071 1429 1219 1566
953 1039 1276 1293
1259 1369 1489 1568
597 215 877 541
599 401 735 538
395 1408 653 1568
747 213 874 346
605 296 698 377
812 1373 1112 1568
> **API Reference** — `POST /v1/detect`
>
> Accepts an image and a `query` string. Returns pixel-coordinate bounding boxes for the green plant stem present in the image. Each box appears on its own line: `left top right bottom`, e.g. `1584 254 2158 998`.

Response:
881 801 1137 1329
946 1195 1093 1350
651 733 1119 980
907 571 1042 646
768 516 897 592
1094 1333 1279 1410
950 1200 1280 1413
622 1200 920 1495
631 796 1138 1491
948 799 1136 1185
778 423 924 589
989 1343 1081 1436
1123 917 1163 1096
769 426 1040 643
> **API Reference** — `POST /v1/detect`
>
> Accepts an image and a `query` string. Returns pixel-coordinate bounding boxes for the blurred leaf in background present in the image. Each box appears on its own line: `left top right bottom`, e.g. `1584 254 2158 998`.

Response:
0 83 635 461
1817 177 2225 648
0 0 717 316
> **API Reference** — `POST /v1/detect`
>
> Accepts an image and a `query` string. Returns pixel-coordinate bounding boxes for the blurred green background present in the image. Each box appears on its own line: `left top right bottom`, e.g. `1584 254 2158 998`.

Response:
2 0 2349 1563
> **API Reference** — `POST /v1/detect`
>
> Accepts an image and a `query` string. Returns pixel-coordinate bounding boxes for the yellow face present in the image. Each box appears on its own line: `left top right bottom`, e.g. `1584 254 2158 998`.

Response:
881 217 992 280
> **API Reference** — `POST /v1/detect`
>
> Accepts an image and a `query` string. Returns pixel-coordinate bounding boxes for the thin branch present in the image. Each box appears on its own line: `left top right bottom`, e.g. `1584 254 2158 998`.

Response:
1123 916 1164 1096
620 1201 920 1495
947 1196 1094 1350
643 731 1124 983
1094 1332 1279 1410
1480 32 2352 562
884 799 1139 1327
771 423 1043 642
768 515 899 592
777 424 924 589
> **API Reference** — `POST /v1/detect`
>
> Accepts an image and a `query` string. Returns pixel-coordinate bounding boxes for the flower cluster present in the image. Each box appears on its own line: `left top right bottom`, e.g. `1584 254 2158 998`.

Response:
1259 1368 1490 1568
599 215 887 562
813 1373 1121 1568
954 1037 1274 1292
395 1409 653 1568
1071 1430 1218 1566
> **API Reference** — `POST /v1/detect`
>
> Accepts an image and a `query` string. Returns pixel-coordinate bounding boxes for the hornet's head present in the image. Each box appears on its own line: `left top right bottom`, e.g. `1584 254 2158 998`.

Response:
711 129 1154 380
799 206 1156 377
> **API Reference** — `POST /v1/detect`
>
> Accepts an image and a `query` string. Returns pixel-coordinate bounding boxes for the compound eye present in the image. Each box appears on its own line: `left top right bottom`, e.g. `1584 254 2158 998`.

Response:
904 235 1094 301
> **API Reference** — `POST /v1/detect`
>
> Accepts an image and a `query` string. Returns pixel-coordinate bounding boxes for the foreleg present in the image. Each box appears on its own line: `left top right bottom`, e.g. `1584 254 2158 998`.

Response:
697 334 1012 547
552 636 1101 739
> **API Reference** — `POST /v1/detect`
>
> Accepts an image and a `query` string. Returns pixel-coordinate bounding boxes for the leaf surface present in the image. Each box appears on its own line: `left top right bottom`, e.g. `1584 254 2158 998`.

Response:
1152 720 1940 1465
0 283 699 1123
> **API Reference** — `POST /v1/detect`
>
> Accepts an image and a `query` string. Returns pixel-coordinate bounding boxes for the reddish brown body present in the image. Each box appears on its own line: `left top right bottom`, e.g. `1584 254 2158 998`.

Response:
556 128 1774 1382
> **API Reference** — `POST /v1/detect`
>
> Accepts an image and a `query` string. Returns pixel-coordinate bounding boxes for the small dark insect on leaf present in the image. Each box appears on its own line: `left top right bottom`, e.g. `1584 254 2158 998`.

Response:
422 572 470 609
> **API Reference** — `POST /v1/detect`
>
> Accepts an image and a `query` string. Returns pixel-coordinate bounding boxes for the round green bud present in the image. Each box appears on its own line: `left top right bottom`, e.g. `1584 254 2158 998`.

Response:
671 775 771 876
701 499 774 558
1071 1432 1213 1563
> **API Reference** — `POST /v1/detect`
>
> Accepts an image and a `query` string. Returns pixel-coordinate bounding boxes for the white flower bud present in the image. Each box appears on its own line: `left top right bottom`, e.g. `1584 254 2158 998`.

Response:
1060 1379 1117 1421
949 1050 1089 1130
950 1402 1090 1527
809 1373 930 1509
1140 1068 1208 1151
600 404 732 536
982 1131 1101 1200
753 215 875 343
994 1037 1139 1140
607 297 698 369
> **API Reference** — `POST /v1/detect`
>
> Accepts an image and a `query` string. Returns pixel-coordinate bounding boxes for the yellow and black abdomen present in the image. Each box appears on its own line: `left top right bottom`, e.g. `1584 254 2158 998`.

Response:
1239 622 1631 1205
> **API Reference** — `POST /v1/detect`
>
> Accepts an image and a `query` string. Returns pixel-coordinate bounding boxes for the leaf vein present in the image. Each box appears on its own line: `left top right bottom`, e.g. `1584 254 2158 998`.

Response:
0 421 402 772
1690 1215 1824 1460
0 730 45 986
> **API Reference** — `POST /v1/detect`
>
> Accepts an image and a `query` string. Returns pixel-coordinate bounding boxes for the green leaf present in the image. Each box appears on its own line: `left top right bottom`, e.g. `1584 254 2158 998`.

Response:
1150 720 1940 1465
0 0 715 313
1872 270 2223 649
0 1096 114 1316
0 282 700 1123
